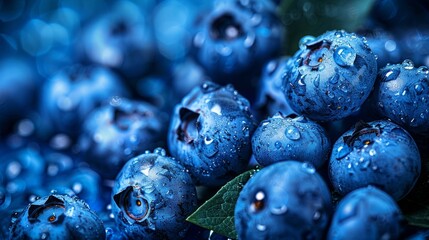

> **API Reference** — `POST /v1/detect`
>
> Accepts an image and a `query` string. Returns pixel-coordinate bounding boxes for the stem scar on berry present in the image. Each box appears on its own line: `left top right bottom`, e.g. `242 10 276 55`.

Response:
177 108 200 144
302 39 332 71
210 13 244 41
250 190 266 213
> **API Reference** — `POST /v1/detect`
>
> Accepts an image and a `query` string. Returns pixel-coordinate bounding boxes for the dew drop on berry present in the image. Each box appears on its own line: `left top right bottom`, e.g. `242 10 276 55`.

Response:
329 74 339 84
274 141 282 149
313 74 320 87
333 46 356 67
414 84 424 95
402 60 415 71
301 162 315 174
256 224 267 232
285 125 301 140
382 68 400 82
417 66 429 74
271 205 288 215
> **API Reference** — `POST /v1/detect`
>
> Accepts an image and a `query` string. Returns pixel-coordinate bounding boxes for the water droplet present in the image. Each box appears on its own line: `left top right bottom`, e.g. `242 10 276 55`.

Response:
299 35 315 50
417 66 429 74
302 162 316 174
329 74 339 84
256 224 267 231
382 68 400 82
334 46 356 67
402 59 414 70
313 211 321 221
41 232 48 240
193 32 205 47
216 45 232 56
210 104 222 115
336 145 351 160
313 74 320 87
293 76 306 96
271 205 288 215
415 84 424 94
420 113 425 119
154 147 166 156
204 136 213 145
369 149 376 156
244 33 255 48
110 96 122 106
285 125 301 140
274 141 282 149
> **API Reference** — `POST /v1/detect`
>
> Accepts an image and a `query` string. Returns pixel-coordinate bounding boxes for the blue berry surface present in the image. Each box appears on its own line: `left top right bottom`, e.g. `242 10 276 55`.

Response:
168 81 257 186
374 60 429 135
111 149 197 240
252 113 331 168
9 194 105 240
78 97 168 179
235 161 332 240
283 30 378 121
329 120 421 200
327 186 403 240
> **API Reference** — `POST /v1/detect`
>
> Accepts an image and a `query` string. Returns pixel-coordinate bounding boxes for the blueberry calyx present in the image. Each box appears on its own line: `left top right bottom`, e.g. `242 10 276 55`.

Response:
113 186 150 224
302 39 332 70
177 108 200 144
210 13 244 41
337 121 381 160
27 195 65 224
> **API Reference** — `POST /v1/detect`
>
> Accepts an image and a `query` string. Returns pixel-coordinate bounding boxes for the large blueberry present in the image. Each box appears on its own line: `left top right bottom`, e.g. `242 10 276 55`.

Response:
235 161 332 240
111 148 197 240
327 186 403 240
78 97 168 179
191 0 283 83
81 0 155 78
39 64 129 138
9 194 105 239
283 30 378 121
329 120 421 200
252 113 331 168
374 60 429 135
168 81 257 186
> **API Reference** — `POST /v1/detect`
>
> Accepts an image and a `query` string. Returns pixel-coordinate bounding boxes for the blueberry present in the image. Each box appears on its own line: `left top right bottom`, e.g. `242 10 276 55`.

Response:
252 113 331 168
283 30 378 121
39 64 129 138
9 194 105 239
358 29 403 68
0 54 39 136
111 148 197 240
78 97 168 179
374 61 429 135
81 0 155 78
191 0 283 83
255 56 295 118
168 81 257 186
234 161 332 240
327 186 403 240
329 120 421 200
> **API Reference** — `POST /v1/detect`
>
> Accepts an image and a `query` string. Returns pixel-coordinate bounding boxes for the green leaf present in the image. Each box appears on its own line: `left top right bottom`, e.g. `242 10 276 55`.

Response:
186 168 260 239
279 0 377 54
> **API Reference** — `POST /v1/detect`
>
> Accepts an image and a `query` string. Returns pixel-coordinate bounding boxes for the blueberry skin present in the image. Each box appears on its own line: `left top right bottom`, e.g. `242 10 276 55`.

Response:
9 194 106 240
191 0 283 82
78 97 168 179
252 113 331 168
39 65 129 138
111 149 198 240
255 56 295 118
327 186 403 240
374 60 429 135
168 81 257 186
329 120 421 200
82 0 155 78
234 161 332 240
283 30 378 121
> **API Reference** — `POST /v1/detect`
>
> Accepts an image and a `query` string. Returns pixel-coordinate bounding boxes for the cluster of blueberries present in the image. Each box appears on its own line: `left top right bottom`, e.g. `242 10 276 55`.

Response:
1 0 429 239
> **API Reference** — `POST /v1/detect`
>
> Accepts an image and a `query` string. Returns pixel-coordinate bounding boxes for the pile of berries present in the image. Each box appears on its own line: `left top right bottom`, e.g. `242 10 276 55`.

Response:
1 0 429 239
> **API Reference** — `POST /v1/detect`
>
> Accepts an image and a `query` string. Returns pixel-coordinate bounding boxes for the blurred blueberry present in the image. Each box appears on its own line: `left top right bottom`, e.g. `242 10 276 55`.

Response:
39 64 129 139
81 0 155 78
78 97 168 179
327 186 403 240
